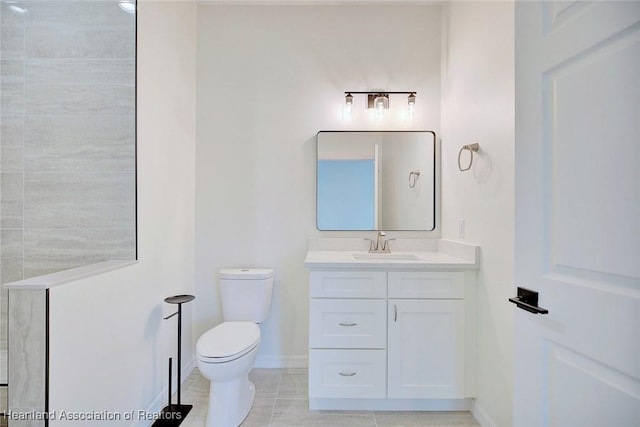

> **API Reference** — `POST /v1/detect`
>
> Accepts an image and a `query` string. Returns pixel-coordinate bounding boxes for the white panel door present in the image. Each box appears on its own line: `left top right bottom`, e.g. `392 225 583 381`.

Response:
514 2 640 427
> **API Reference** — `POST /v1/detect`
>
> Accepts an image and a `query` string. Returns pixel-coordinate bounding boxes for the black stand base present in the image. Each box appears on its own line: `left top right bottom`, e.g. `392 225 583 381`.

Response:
151 404 192 427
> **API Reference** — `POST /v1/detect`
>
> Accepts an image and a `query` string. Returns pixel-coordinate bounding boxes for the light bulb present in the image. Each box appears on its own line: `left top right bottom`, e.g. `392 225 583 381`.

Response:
407 93 416 120
373 95 388 120
343 93 353 120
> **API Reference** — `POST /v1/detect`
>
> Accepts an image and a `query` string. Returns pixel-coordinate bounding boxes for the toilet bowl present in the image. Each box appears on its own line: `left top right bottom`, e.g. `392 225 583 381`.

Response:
197 322 260 427
196 268 274 427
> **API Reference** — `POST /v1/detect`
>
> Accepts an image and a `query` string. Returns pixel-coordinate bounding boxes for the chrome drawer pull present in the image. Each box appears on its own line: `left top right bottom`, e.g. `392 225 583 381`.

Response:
338 322 357 327
339 371 357 377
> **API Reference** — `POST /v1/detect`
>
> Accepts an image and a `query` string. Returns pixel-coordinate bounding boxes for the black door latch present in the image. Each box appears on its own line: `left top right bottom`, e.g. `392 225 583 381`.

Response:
509 287 549 314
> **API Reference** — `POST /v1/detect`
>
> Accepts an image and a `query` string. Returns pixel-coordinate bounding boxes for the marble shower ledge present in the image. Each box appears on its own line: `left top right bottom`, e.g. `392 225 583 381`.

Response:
3 259 137 290
305 238 479 270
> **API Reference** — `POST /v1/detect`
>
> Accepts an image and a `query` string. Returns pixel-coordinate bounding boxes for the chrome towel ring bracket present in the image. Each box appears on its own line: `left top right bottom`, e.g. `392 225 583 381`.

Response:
458 143 480 172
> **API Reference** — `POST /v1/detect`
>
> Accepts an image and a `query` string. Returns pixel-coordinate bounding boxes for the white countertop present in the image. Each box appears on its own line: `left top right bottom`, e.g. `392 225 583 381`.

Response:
304 238 479 271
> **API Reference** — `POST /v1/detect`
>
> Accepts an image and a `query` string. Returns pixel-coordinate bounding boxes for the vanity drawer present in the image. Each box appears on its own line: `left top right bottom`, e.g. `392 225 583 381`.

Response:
310 299 386 349
309 271 386 299
309 349 386 398
388 272 464 299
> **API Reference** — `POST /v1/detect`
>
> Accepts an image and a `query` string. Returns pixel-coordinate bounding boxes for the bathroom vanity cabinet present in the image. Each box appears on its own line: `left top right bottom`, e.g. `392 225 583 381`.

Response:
304 239 478 411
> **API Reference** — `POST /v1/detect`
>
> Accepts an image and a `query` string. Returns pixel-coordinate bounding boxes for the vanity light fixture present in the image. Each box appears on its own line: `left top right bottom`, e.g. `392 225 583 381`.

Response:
343 91 417 120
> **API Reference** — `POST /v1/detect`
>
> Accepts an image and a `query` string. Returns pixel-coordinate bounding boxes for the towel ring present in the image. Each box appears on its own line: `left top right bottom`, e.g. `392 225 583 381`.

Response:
458 143 480 172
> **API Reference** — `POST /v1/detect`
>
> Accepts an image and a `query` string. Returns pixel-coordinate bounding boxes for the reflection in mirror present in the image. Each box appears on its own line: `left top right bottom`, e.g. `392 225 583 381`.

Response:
317 131 436 231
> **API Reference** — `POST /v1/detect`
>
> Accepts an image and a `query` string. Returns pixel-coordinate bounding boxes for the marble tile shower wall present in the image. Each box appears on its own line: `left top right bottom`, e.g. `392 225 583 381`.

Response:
0 0 137 349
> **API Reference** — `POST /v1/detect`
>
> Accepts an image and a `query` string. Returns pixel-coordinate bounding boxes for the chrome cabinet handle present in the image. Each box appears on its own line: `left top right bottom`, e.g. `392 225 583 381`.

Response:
339 371 356 377
394 304 398 322
338 322 357 327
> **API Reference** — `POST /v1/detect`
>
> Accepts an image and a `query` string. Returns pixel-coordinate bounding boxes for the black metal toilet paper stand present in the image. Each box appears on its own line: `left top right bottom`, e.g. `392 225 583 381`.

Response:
152 294 195 427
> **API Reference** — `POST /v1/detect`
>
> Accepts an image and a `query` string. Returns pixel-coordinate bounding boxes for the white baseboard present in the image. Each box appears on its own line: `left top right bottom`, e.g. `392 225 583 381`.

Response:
254 355 308 369
132 358 197 427
310 398 472 411
182 357 197 380
471 400 498 427
133 392 165 427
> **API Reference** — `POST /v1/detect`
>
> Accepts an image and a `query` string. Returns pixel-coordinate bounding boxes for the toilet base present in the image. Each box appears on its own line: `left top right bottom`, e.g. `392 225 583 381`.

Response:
205 374 256 427
151 404 192 427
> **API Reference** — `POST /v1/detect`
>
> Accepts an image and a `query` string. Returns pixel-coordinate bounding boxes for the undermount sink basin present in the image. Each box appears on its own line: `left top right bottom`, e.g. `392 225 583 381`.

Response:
352 253 421 260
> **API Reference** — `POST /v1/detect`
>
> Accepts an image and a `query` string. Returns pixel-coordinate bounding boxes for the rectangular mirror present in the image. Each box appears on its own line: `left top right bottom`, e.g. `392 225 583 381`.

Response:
317 131 436 231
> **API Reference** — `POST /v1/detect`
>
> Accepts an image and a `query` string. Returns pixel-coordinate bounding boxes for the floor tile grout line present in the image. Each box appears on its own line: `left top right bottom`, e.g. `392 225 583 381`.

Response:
268 368 284 427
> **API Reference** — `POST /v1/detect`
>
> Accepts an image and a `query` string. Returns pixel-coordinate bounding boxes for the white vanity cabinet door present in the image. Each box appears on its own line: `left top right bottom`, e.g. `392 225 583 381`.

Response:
309 349 386 398
310 299 387 349
309 271 386 299
387 299 465 399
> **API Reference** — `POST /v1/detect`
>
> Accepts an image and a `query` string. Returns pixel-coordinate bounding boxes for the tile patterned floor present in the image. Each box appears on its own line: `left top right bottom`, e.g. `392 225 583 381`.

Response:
179 368 480 427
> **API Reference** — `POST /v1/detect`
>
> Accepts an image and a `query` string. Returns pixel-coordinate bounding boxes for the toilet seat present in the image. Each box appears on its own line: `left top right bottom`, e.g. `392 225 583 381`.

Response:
197 322 260 364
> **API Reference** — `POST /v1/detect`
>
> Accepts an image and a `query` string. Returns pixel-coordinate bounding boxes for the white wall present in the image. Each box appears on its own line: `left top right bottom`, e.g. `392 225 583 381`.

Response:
195 4 442 367
440 2 514 427
48 2 197 425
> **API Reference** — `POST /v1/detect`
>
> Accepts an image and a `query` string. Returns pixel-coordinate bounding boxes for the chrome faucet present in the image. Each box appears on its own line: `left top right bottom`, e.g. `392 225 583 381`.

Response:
376 231 387 252
365 231 395 253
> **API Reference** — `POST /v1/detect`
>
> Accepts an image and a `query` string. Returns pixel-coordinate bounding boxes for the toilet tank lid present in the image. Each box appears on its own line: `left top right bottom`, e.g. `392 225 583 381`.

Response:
219 268 274 279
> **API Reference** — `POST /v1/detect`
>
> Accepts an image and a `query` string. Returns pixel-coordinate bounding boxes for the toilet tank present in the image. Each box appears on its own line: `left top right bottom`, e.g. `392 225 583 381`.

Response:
219 268 274 322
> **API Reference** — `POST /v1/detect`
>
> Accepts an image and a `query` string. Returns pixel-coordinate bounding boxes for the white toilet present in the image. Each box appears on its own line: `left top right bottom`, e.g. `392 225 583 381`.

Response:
196 268 274 427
